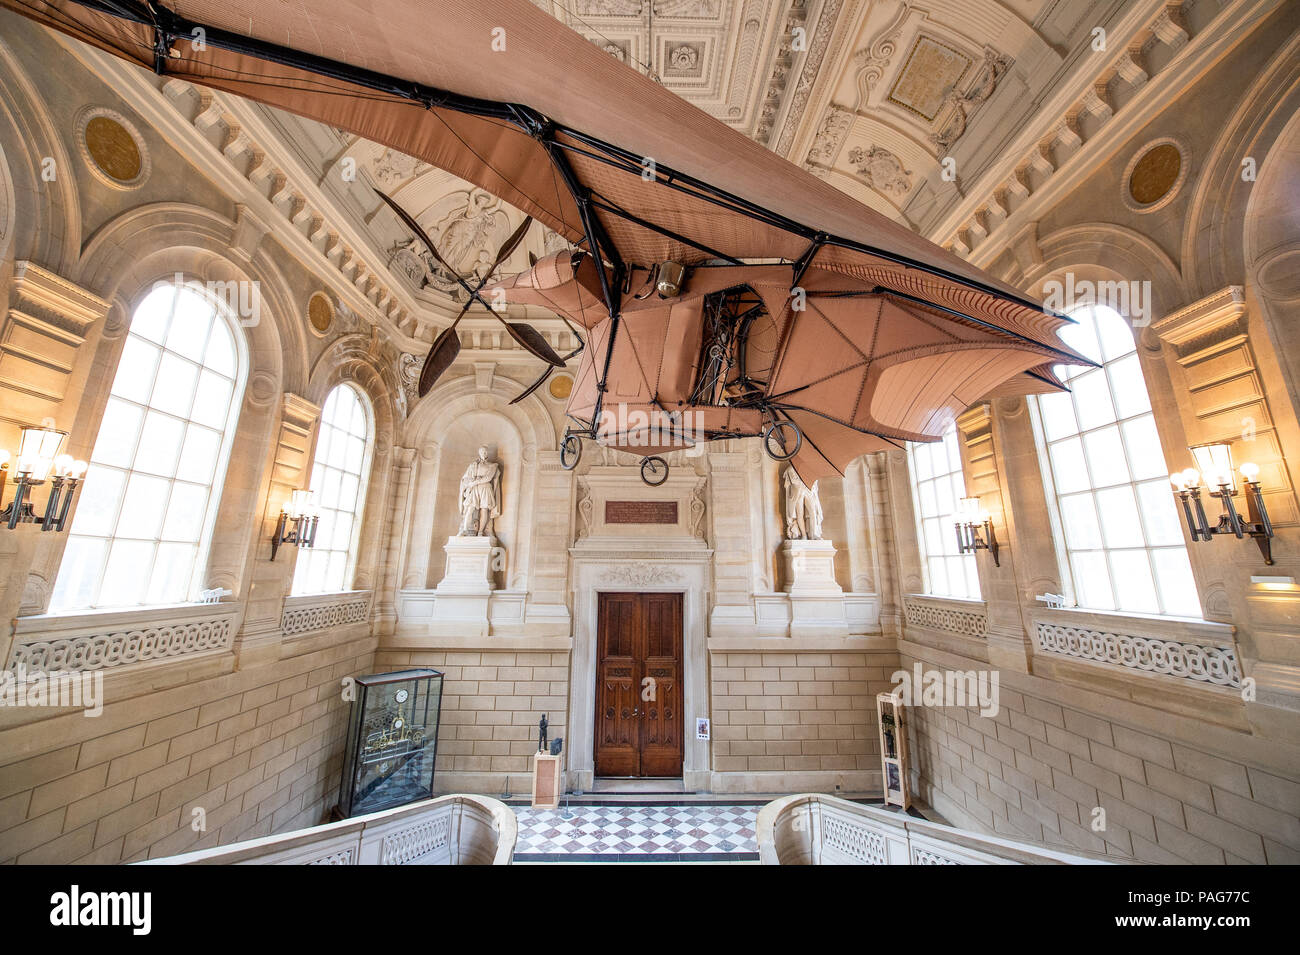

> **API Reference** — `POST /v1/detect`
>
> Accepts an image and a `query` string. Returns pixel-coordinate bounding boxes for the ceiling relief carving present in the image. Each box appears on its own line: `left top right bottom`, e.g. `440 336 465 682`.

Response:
847 145 912 198
387 188 513 300
927 47 1014 154
370 147 429 187
888 35 973 122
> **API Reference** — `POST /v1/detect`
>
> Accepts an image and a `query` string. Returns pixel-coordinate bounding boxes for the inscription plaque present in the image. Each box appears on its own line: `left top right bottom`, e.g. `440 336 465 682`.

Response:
605 500 678 525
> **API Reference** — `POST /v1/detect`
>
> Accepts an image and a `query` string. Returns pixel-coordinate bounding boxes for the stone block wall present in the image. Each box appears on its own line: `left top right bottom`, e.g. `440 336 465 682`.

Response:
708 647 897 792
901 644 1300 864
0 629 374 864
374 647 569 794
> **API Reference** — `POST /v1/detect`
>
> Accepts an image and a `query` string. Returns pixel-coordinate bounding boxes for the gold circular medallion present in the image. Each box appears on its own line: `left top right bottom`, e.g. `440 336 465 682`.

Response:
308 291 334 333
548 373 573 401
84 116 142 183
1128 143 1181 206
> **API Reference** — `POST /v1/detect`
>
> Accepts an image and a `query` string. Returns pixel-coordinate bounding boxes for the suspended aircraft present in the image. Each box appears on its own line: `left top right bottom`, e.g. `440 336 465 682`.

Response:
5 0 1094 485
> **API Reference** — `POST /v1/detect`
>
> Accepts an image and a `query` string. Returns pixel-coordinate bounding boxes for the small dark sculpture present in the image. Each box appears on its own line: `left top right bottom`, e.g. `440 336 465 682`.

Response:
538 714 548 753
550 737 563 757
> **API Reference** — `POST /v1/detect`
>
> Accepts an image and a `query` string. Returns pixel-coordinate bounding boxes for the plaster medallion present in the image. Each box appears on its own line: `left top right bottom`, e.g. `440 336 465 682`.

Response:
548 373 574 401
76 107 150 190
1122 138 1188 214
307 291 335 335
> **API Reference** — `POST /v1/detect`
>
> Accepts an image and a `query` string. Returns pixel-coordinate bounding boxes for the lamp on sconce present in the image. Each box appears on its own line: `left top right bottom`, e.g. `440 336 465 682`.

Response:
1170 442 1273 565
0 426 87 531
954 496 1000 567
270 489 320 560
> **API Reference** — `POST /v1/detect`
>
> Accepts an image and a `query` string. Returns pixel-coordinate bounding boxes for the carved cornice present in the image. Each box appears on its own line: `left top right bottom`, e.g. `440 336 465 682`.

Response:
1150 285 1246 357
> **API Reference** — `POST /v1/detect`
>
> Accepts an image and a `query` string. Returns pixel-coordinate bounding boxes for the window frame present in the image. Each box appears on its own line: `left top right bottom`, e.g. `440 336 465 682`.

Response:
52 277 249 611
905 422 981 601
291 382 375 596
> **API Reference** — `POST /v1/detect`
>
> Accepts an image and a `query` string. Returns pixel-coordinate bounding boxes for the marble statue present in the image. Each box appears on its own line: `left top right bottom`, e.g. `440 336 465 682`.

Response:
783 466 824 540
458 446 502 537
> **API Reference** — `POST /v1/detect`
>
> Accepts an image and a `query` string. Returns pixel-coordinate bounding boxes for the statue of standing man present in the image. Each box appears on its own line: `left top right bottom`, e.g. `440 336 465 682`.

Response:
458 446 502 537
783 465 824 540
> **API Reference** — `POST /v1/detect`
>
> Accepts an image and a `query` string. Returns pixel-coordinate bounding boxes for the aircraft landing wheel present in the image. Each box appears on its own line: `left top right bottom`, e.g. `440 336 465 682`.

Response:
560 434 582 471
640 456 669 486
762 420 802 461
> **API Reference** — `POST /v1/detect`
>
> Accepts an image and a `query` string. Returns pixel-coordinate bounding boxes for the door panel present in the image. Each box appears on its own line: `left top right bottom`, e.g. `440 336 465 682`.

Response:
594 592 684 778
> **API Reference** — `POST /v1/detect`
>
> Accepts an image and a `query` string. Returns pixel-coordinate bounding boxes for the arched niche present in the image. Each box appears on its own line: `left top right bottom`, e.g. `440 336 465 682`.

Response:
400 372 555 592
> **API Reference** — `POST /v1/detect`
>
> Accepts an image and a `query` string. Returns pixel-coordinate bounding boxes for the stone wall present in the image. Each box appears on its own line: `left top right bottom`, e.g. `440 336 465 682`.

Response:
708 646 896 792
374 647 569 795
0 627 374 864
901 641 1300 864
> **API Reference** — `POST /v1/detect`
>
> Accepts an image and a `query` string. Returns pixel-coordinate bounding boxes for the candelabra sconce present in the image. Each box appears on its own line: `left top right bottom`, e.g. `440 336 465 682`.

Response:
954 496 1000 567
271 490 320 560
1170 443 1274 565
0 426 87 532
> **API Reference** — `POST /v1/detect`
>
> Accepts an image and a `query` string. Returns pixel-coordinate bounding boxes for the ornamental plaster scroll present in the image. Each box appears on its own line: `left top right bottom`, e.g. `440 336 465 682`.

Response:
599 563 684 586
847 144 913 197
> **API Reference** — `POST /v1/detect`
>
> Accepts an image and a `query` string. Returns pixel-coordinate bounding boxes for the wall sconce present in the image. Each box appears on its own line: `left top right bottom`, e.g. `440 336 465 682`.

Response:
0 426 87 531
271 490 320 560
1171 442 1273 564
954 496 1000 566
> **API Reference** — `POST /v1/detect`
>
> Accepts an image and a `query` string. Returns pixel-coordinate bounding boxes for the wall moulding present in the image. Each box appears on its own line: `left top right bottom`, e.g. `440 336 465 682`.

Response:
280 590 373 637
903 593 988 638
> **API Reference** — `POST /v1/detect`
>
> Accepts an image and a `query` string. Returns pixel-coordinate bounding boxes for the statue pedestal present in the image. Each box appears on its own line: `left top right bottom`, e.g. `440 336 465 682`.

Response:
781 540 849 637
431 536 496 637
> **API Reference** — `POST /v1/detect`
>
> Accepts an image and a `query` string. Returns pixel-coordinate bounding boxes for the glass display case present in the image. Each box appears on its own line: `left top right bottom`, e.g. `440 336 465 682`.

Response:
337 669 444 818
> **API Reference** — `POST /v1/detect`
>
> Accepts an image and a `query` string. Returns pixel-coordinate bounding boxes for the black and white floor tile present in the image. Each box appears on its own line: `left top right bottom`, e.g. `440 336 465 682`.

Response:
513 804 759 862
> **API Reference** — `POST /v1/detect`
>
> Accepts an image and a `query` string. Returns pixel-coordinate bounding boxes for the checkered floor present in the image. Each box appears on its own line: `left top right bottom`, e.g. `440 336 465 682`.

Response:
513 804 759 862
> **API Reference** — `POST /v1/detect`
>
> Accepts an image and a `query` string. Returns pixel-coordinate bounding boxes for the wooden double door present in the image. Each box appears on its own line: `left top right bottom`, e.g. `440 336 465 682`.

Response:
594 592 684 778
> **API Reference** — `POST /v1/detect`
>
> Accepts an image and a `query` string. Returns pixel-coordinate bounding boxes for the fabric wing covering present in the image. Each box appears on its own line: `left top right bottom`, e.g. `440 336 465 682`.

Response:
6 0 1095 483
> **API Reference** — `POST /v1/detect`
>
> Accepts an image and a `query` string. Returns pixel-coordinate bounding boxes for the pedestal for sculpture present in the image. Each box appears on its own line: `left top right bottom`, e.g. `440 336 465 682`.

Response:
781 539 849 637
431 536 495 637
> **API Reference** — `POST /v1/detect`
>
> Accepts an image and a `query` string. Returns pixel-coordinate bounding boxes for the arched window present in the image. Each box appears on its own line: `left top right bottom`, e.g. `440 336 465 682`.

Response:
907 422 981 600
1030 303 1199 616
292 384 373 595
52 280 246 610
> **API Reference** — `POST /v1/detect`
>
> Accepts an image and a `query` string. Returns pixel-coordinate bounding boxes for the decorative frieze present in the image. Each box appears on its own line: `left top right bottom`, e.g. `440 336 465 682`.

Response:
8 603 239 673
1032 620 1241 688
280 591 373 636
903 595 988 638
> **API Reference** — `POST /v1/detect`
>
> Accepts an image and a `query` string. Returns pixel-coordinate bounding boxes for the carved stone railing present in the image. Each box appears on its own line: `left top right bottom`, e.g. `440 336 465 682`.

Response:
903 594 988 638
7 601 240 674
758 793 1108 865
1030 608 1241 688
141 794 516 865
280 590 372 637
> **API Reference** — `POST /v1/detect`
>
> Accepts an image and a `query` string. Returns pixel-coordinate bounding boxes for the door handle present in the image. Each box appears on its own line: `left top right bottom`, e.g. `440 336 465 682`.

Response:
632 708 639 717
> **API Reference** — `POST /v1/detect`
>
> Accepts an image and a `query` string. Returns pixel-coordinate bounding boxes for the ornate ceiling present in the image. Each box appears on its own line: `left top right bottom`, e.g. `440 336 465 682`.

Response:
261 0 1160 313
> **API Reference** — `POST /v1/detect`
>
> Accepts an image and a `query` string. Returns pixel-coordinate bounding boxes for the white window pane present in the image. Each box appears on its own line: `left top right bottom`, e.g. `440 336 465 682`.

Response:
72 465 126 537
176 425 221 484
91 398 143 469
330 514 353 551
1049 438 1089 493
131 285 175 342
1038 391 1078 440
191 369 234 430
327 430 348 468
919 480 937 516
1094 306 1136 362
1136 480 1185 546
1109 354 1152 419
1070 550 1114 610
205 321 237 377
1083 426 1129 486
1109 549 1159 614
929 559 949 597
319 469 342 509
151 352 199 419
1152 548 1200 617
166 288 214 361
100 539 156 607
339 473 360 510
1122 415 1166 480
147 543 197 604
1071 370 1117 430
117 473 169 539
345 435 365 473
914 446 933 481
134 411 185 476
50 536 107 610
964 558 980 600
110 337 161 404
934 474 956 517
1061 312 1102 364
162 481 208 542
1096 485 1144 548
1059 493 1102 550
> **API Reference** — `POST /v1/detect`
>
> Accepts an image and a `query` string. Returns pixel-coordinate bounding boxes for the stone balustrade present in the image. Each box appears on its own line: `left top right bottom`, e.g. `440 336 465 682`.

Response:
141 794 516 865
280 590 373 637
757 793 1108 865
